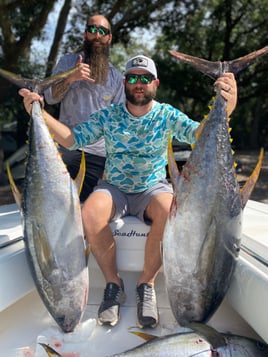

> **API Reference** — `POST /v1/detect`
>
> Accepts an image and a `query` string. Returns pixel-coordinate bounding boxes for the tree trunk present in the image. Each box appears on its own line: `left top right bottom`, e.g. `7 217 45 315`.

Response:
45 0 72 77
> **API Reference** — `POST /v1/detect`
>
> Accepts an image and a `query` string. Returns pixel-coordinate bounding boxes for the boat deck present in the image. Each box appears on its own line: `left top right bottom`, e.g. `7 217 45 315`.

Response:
0 200 268 356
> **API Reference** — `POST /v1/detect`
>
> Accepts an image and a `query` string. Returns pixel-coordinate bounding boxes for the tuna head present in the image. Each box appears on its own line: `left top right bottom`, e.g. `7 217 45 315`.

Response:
163 47 267 326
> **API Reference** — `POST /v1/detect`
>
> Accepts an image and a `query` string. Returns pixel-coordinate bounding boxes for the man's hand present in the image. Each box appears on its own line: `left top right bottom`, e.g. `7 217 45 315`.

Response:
214 73 237 117
68 55 95 84
19 88 44 115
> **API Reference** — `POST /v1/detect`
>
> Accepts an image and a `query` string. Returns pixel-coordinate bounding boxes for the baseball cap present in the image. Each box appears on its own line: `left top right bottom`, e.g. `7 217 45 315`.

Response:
125 55 157 78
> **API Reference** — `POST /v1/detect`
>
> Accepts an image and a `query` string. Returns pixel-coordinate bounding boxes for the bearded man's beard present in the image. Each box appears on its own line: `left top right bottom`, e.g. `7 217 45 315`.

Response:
125 87 156 106
84 40 110 84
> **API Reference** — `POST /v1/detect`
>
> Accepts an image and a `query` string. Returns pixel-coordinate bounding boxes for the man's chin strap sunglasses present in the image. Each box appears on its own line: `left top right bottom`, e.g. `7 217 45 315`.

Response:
86 25 110 36
125 74 155 85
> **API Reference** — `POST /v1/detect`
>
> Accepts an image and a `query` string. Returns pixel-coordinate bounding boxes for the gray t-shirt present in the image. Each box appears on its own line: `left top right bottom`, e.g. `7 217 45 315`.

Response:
44 53 125 157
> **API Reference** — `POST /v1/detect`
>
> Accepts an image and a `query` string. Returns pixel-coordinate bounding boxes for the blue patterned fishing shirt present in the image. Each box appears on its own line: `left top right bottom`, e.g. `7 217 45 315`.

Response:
70 101 199 192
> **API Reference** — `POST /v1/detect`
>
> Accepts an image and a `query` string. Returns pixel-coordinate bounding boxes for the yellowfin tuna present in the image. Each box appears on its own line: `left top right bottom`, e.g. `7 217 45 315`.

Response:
163 47 267 326
0 67 88 333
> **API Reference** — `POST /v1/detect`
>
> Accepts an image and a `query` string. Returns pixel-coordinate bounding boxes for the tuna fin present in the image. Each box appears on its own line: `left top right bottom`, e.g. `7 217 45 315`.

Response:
169 46 268 78
187 322 227 349
0 66 79 93
240 148 264 209
129 330 158 342
33 224 57 279
168 50 221 79
167 134 181 187
38 342 62 356
74 150 86 196
226 46 268 76
85 244 91 266
191 95 216 150
39 67 79 93
5 162 22 209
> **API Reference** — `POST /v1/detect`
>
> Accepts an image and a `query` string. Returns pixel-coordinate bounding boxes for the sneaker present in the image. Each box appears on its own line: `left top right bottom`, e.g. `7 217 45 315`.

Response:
136 283 158 328
98 279 126 326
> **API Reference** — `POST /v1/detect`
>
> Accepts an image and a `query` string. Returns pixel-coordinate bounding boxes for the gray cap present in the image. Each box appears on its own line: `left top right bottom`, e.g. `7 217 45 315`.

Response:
125 55 157 78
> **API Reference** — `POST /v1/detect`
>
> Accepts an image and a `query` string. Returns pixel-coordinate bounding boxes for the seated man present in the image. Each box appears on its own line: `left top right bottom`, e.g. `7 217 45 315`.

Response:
20 54 237 328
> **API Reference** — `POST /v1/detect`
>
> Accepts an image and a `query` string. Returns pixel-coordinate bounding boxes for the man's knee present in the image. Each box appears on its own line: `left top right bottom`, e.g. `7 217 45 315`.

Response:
146 193 173 221
82 191 114 223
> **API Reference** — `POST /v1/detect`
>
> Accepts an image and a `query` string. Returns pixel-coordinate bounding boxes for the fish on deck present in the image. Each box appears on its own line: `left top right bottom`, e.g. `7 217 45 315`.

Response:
163 46 268 326
1 67 89 333
110 323 268 356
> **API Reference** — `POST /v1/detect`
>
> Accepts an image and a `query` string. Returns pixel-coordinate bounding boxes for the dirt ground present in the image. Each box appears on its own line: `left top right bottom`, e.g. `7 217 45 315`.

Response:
1 150 267 206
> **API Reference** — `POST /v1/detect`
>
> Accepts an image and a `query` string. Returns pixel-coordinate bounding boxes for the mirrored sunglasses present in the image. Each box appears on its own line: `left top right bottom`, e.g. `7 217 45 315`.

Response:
86 25 110 36
125 74 155 85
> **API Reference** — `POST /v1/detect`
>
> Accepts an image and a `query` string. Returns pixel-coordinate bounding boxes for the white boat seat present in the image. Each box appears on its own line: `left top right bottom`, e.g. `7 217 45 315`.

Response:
89 216 150 272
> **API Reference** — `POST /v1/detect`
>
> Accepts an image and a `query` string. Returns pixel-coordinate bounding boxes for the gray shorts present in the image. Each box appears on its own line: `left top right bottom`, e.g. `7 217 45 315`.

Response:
93 179 173 223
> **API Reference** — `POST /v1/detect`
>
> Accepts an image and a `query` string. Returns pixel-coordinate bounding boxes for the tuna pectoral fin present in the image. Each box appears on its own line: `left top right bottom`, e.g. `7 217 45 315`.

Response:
33 224 57 280
74 150 86 196
167 134 181 187
240 148 264 209
6 162 22 209
187 322 227 349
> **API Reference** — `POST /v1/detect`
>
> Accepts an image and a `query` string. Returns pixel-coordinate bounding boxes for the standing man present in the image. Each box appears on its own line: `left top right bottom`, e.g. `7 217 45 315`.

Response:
44 14 125 201
20 55 237 329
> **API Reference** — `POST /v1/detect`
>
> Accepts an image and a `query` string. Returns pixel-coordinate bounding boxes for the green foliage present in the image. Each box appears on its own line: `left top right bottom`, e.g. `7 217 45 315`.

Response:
154 0 268 149
0 0 267 152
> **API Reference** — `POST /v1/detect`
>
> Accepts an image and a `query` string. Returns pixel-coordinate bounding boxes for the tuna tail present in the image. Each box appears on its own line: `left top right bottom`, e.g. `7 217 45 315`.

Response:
0 66 79 93
169 45 268 78
240 148 264 208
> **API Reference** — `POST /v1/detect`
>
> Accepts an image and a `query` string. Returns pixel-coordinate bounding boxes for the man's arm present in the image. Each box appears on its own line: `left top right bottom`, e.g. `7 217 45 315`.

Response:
51 77 72 102
19 89 75 148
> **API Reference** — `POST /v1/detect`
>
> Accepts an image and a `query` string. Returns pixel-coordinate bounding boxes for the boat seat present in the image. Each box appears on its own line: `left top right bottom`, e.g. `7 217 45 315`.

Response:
88 216 150 272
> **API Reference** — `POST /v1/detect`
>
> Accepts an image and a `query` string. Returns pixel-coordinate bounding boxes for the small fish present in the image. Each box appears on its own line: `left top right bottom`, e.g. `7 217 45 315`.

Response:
1 68 88 333
163 46 267 326
109 323 268 356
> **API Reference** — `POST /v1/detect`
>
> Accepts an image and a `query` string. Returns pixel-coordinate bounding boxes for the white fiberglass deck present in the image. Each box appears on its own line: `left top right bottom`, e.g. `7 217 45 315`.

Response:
0 200 268 356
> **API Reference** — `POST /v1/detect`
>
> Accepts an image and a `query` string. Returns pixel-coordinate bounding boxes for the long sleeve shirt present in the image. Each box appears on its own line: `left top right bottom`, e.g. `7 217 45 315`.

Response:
69 101 199 192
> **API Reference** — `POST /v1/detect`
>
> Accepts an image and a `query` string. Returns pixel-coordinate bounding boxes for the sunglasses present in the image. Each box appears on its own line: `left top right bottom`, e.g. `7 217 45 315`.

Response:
125 74 155 85
86 25 110 36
